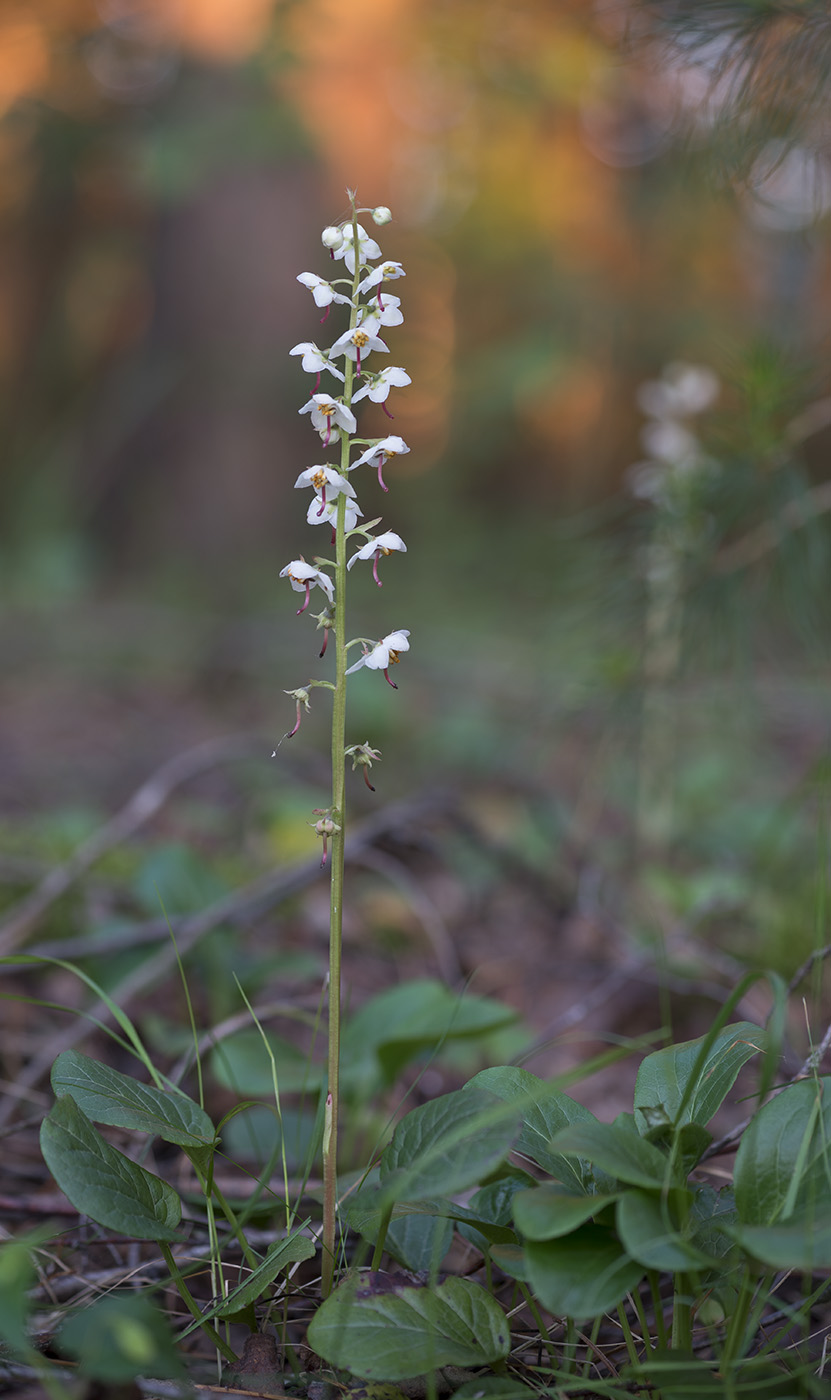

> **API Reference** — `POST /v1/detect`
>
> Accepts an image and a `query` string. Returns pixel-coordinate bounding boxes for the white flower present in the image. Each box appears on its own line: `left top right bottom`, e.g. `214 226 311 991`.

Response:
306 495 363 531
289 342 345 383
637 363 720 420
347 530 407 586
352 366 411 405
279 558 334 613
351 434 409 491
371 206 393 225
294 465 356 502
346 630 410 687
321 225 344 250
332 223 382 274
296 272 352 309
358 294 403 331
640 420 699 465
359 261 406 294
299 394 357 446
329 326 389 375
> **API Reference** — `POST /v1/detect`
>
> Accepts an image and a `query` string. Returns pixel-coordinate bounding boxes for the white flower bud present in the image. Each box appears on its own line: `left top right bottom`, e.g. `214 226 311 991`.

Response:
371 206 392 226
321 225 344 251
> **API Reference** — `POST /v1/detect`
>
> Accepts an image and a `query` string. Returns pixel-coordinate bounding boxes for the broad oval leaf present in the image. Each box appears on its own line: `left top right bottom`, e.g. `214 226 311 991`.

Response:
210 1030 325 1098
550 1114 670 1189
342 981 516 1089
379 1088 517 1202
58 1293 185 1383
634 1023 766 1132
734 1077 831 1226
465 1066 596 1192
307 1273 510 1379
51 1051 216 1157
729 1217 831 1270
616 1189 712 1271
340 1178 456 1271
525 1224 644 1320
513 1184 619 1241
343 1185 515 1259
40 1096 181 1241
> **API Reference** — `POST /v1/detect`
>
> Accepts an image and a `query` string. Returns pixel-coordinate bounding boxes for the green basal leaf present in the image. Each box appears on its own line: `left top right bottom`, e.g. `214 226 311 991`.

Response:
616 1188 714 1271
379 1087 517 1202
734 1077 831 1226
58 1292 186 1383
550 1113 670 1189
513 1183 620 1241
0 1232 53 1355
488 1242 530 1282
51 1050 216 1159
307 1272 510 1380
465 1066 597 1192
342 980 516 1089
343 1185 515 1260
40 1095 181 1241
729 1217 831 1270
634 1022 766 1133
209 1028 325 1097
457 1171 532 1251
524 1224 645 1320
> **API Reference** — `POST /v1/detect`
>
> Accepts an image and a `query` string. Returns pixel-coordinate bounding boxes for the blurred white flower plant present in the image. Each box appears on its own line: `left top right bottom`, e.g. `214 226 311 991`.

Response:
628 362 720 851
278 193 411 1295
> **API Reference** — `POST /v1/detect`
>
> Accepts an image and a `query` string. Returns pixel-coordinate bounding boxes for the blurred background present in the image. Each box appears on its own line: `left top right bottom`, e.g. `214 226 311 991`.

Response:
2 0 831 998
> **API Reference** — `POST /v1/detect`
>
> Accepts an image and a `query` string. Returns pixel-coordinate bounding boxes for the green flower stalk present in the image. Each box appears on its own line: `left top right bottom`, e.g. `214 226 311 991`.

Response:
281 194 411 1295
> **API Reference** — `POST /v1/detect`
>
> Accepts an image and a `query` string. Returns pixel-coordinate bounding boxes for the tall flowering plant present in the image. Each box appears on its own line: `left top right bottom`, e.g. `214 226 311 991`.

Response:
279 195 411 1295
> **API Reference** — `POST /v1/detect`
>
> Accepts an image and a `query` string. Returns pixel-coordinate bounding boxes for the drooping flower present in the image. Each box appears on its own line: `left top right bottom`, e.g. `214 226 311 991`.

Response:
311 604 335 658
371 206 392 226
280 559 335 614
351 435 409 491
332 223 382 274
289 342 345 391
329 326 389 376
352 366 411 407
299 394 357 446
294 466 356 517
345 630 410 688
344 740 382 790
358 293 404 332
309 809 341 867
306 495 363 532
283 686 311 738
296 273 352 309
347 530 407 586
321 226 344 251
359 261 406 295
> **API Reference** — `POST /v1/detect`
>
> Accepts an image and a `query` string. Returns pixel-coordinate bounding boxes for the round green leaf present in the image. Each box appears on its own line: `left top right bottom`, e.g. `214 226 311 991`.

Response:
524 1225 644 1320
513 1183 619 1241
616 1189 712 1271
380 1088 517 1202
307 1273 510 1380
